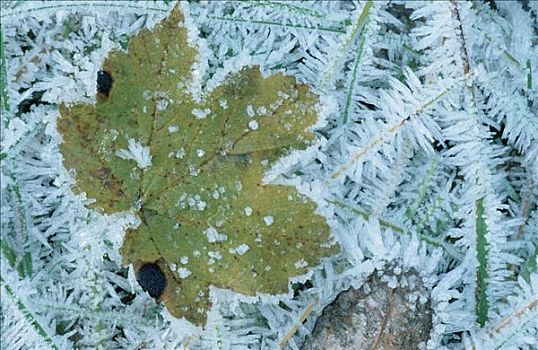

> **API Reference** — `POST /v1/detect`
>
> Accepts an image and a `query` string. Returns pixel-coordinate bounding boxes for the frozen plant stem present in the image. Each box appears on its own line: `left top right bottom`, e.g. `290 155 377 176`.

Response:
0 277 58 350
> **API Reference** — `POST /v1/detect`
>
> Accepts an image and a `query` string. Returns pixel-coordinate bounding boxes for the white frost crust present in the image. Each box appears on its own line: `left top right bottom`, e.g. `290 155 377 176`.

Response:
179 1 207 103
178 267 192 279
115 138 152 170
228 244 249 256
204 226 227 243
203 52 254 95
262 92 337 185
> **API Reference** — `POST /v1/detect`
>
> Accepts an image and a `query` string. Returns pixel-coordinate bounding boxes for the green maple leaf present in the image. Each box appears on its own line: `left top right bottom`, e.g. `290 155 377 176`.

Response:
57 6 337 325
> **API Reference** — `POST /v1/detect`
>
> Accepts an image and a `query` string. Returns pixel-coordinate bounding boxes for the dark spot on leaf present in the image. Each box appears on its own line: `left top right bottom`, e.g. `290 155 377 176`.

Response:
137 263 166 298
97 70 113 97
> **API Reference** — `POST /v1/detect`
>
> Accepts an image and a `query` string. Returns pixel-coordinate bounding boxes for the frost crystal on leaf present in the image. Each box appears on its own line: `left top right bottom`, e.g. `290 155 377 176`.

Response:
248 120 259 130
191 107 210 119
204 226 227 243
178 267 192 279
115 138 152 170
229 244 250 256
263 215 274 226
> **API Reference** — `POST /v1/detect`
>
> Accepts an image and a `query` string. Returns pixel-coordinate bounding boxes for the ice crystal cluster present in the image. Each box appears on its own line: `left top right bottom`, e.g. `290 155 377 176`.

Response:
1 1 537 349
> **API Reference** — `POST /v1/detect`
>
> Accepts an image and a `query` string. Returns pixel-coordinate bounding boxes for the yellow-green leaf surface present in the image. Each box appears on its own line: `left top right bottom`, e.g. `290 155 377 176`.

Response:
57 6 337 325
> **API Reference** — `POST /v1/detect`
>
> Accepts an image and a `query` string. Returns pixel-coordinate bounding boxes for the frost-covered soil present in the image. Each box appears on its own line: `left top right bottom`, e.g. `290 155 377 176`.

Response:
1 1 537 349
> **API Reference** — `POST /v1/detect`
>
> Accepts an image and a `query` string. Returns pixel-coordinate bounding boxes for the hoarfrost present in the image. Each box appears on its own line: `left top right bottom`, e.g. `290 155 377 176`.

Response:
178 267 192 278
204 226 227 243
3 2 536 349
191 107 211 119
156 99 168 111
229 244 250 256
246 104 255 117
256 106 267 116
263 216 274 226
115 138 152 170
277 91 289 99
248 120 259 130
294 259 308 269
208 251 222 260
168 125 179 133
218 99 228 109
175 147 185 159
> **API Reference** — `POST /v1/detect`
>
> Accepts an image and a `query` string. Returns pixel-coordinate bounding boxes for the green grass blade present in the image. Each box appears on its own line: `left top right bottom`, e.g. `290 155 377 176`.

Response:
326 199 403 233
326 198 464 261
1 28 9 115
0 239 18 267
526 59 532 90
1 277 59 350
342 28 368 124
2 181 35 279
246 1 326 19
476 198 489 326
320 0 373 89
190 14 346 34
519 246 537 284
407 159 438 222
1 3 168 19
